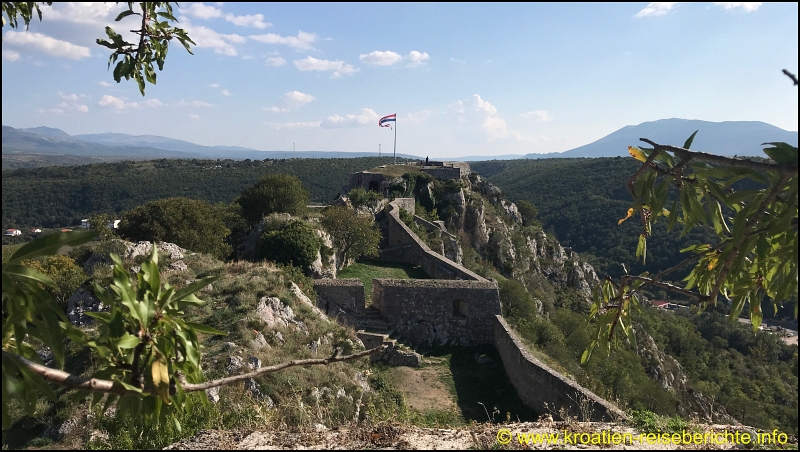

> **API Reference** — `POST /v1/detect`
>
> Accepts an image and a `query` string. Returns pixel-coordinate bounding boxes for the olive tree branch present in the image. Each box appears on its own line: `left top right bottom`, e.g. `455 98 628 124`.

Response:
3 345 385 397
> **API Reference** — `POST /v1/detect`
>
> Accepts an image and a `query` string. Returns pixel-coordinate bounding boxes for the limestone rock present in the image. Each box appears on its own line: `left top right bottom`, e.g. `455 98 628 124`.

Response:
169 260 188 272
254 296 294 329
206 386 220 403
66 288 106 326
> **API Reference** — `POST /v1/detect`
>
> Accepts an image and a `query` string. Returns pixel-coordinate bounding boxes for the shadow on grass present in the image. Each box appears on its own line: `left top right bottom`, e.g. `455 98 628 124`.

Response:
423 344 539 423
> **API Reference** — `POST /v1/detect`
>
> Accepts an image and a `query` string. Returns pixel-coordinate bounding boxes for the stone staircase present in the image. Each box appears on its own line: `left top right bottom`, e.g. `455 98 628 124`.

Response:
357 307 421 367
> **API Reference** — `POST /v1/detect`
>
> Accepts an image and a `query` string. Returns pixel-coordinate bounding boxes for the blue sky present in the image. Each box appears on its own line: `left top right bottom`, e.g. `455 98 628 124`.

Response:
2 2 797 158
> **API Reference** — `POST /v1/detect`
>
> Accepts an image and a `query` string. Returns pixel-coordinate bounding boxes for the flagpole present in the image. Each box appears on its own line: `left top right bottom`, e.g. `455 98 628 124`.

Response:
393 114 397 165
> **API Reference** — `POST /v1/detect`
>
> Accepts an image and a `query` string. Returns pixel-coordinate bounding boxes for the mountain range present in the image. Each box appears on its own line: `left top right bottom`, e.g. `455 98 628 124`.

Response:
3 119 797 163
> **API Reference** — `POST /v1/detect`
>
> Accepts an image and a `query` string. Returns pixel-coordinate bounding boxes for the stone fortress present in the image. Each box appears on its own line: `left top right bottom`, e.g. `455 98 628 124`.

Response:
314 161 624 422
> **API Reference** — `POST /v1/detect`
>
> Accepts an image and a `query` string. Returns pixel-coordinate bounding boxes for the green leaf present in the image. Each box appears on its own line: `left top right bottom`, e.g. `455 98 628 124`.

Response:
117 333 141 349
184 322 227 336
683 130 699 150
3 263 56 288
761 142 798 165
114 9 136 21
5 230 97 266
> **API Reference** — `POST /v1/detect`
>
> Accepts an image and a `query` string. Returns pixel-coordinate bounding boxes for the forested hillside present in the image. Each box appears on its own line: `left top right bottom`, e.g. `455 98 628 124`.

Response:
471 158 721 281
2 157 395 229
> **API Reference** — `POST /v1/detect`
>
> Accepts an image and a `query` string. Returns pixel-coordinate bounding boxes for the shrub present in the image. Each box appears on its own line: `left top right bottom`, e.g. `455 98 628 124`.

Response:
259 220 321 269
237 174 310 225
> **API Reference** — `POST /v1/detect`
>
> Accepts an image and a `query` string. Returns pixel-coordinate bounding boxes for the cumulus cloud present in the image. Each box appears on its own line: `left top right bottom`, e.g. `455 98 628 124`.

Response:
221 89 232 96
451 95 529 142
98 81 112 87
294 56 358 78
359 50 430 67
182 3 222 20
321 108 379 129
473 95 508 139
268 121 322 130
265 56 286 66
634 2 678 18
250 31 318 50
264 90 316 112
180 17 245 56
99 95 165 110
38 3 125 25
3 31 91 60
713 2 761 12
406 51 430 67
209 83 220 88
359 50 403 66
188 114 201 120
2 49 20 61
521 110 552 121
58 92 79 101
76 104 89 113
226 13 270 28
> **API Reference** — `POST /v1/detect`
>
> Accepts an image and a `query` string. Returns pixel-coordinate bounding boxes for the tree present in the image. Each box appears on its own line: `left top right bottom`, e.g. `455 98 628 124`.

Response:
118 197 231 259
583 71 798 362
2 2 195 95
89 213 116 242
321 206 381 270
516 199 539 227
259 220 321 269
20 254 86 309
237 174 310 225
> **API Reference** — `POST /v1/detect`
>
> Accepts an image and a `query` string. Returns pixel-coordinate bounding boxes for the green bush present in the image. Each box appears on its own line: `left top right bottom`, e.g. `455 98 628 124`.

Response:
348 188 382 209
237 174 310 224
259 220 321 269
118 197 231 259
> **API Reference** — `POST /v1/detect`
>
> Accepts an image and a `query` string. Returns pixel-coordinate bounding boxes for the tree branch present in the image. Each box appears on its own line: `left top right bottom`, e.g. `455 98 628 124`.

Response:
3 345 386 397
622 275 703 302
639 139 798 174
783 69 798 86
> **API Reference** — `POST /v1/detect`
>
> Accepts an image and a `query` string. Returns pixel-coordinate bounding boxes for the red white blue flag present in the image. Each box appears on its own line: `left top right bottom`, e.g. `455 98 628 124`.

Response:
378 113 396 128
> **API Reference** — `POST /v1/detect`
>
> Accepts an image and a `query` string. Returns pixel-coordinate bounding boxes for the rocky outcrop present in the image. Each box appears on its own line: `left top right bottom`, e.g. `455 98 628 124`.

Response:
635 327 737 424
66 288 105 326
83 240 186 275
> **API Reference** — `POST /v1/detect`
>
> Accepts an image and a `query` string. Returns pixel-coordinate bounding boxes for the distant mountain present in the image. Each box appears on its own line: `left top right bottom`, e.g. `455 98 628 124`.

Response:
529 119 798 159
3 126 423 161
22 126 73 140
2 126 198 159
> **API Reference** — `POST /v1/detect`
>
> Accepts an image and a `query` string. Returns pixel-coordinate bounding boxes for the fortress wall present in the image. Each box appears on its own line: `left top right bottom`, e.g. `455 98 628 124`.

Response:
372 279 500 346
381 200 483 281
493 315 626 422
422 167 462 181
312 279 366 328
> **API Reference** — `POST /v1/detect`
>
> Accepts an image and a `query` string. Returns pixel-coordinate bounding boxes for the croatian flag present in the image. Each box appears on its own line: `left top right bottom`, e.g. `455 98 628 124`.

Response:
378 113 396 128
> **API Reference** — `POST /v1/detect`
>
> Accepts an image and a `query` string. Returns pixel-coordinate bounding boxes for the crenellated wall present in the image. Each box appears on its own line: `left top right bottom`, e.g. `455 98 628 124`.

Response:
372 279 501 346
493 315 626 422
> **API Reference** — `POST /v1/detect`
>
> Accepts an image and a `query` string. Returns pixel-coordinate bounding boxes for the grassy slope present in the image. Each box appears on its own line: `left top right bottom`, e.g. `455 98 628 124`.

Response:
337 260 429 303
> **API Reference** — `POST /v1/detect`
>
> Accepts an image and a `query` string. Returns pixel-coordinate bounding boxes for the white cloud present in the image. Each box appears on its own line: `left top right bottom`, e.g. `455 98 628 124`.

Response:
265 56 286 66
180 17 245 56
38 3 125 25
359 50 430 67
58 92 79 101
175 99 215 107
98 81 112 87
406 50 430 67
3 31 91 60
634 2 678 18
359 51 403 66
182 3 222 19
76 104 89 113
263 106 282 113
403 110 434 124
143 98 166 107
269 91 315 111
713 2 761 12
209 83 220 88
221 89 232 96
188 114 201 120
521 110 552 121
269 121 321 130
250 31 318 50
225 13 270 28
450 57 466 64
294 56 358 78
2 49 20 61
321 108 379 129
451 95 515 140
98 95 165 110
37 107 65 114
448 100 465 114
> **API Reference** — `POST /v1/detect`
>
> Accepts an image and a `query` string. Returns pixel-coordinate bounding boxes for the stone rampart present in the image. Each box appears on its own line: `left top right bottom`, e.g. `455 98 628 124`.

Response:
312 279 365 327
493 315 626 421
381 199 482 281
372 279 500 346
